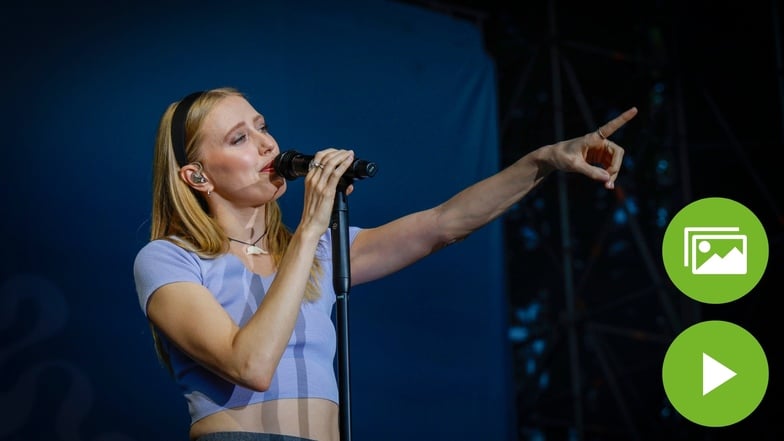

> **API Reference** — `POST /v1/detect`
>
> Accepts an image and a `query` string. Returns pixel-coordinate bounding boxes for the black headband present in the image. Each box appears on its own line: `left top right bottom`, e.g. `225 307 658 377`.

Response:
170 91 206 168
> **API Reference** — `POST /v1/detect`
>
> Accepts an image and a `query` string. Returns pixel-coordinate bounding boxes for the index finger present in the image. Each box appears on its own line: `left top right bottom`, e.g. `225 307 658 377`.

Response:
597 107 638 138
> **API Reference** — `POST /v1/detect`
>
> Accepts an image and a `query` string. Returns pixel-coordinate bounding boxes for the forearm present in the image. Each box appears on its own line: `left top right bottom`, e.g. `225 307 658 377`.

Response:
436 145 552 242
350 109 636 285
349 146 554 285
230 227 322 390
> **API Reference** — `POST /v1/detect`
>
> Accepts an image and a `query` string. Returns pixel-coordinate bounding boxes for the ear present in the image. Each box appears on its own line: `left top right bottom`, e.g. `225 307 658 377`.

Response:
179 162 212 193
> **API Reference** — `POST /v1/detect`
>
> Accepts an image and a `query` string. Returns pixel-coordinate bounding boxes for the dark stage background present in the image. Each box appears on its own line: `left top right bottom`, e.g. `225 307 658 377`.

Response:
1 0 781 440
421 1 781 440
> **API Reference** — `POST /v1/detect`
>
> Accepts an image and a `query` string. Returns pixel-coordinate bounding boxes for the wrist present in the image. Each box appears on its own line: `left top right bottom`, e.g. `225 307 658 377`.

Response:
529 145 555 178
294 225 326 245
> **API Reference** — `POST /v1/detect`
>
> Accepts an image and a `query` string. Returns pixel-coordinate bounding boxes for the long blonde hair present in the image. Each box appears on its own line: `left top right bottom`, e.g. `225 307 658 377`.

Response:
148 87 322 369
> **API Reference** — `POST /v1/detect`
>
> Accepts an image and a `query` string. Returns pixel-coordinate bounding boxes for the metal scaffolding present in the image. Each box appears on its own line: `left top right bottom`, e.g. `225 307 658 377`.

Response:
400 0 782 439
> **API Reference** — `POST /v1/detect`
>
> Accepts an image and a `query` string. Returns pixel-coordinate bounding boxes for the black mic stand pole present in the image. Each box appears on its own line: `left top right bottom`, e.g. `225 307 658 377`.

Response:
332 177 353 441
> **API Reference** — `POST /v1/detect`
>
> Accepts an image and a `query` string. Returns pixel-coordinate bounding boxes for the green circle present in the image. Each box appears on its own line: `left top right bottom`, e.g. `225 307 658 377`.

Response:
662 320 768 427
661 197 768 303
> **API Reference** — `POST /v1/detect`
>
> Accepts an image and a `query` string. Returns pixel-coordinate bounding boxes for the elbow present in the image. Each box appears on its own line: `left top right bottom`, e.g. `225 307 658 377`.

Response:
433 230 466 252
438 234 467 251
235 357 276 392
432 205 470 249
226 332 285 392
243 375 271 393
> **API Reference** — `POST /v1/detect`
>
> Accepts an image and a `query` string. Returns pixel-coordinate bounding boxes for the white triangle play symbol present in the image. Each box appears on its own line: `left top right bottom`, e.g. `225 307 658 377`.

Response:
703 352 737 396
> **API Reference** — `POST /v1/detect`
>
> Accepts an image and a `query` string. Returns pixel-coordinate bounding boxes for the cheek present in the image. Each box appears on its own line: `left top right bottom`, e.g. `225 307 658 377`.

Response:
208 154 256 177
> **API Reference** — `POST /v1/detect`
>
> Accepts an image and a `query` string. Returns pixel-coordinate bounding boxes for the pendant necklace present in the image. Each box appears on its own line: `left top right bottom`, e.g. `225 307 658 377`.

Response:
228 228 269 255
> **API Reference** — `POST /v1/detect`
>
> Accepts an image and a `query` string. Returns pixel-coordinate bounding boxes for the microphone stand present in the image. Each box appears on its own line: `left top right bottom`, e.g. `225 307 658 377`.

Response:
331 177 353 441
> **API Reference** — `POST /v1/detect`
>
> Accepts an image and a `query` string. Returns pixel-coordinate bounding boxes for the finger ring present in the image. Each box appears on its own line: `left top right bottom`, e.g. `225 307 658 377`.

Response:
309 161 323 171
597 128 608 139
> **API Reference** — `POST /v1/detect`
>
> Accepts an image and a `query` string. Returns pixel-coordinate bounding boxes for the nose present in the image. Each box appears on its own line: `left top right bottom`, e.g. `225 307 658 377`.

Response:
255 131 277 156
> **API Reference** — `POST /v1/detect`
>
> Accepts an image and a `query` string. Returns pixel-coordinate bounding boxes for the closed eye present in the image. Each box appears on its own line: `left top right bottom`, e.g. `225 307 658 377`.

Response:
229 119 268 145
231 133 247 145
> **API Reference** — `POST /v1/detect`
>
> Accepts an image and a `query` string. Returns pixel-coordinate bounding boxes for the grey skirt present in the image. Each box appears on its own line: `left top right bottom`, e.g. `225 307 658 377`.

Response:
195 432 316 441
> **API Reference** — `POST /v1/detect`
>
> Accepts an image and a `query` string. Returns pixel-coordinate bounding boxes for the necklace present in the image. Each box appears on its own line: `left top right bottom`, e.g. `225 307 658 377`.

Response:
228 229 269 255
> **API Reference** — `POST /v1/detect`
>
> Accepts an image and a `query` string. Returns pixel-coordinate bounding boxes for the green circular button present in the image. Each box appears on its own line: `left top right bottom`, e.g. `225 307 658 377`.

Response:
661 197 768 303
662 320 768 427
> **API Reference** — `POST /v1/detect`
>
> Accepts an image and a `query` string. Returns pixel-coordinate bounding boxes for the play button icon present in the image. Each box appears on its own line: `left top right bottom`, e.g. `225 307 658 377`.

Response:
703 352 736 396
662 320 768 427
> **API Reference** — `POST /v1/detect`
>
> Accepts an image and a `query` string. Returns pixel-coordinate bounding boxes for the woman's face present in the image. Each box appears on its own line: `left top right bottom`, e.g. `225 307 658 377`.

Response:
197 95 286 206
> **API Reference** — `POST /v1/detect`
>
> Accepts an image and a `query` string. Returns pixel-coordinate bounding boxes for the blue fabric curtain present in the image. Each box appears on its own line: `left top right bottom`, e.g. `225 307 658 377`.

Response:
1 1 513 439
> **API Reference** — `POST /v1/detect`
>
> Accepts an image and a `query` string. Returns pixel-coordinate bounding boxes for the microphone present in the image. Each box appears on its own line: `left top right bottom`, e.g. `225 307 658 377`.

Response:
273 150 378 181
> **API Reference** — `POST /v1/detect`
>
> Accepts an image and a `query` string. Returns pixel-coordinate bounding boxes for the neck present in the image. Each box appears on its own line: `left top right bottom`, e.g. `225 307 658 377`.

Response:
216 204 268 242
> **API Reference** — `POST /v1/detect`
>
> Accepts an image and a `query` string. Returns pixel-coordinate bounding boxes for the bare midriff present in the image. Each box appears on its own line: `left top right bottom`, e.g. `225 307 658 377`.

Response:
190 398 339 441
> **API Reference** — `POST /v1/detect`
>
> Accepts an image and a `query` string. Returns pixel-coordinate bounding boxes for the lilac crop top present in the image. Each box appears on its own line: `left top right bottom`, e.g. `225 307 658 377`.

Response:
133 227 361 424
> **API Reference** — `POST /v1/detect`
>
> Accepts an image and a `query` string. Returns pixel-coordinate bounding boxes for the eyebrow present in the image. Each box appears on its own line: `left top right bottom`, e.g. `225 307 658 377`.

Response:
225 122 244 139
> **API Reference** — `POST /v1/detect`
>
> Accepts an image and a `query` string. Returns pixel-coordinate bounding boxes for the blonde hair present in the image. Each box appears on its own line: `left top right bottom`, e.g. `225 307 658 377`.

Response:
148 87 322 369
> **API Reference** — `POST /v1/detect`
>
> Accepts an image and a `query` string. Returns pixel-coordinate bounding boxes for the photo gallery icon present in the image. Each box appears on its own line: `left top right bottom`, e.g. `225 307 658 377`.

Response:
662 197 768 304
683 227 746 275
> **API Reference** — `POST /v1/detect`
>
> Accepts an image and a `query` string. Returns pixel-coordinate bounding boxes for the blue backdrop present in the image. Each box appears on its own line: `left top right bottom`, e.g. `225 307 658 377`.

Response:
1 1 514 440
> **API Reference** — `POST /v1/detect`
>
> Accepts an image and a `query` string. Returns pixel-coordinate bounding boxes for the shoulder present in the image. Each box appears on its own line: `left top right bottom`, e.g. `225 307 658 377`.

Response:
134 238 198 266
133 238 211 283
133 238 208 316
